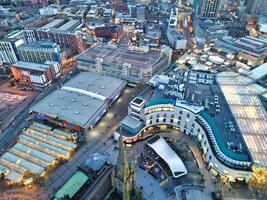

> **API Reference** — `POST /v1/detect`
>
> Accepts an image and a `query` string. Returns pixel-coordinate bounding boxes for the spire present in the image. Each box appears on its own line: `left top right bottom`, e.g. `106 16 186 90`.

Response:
115 136 130 181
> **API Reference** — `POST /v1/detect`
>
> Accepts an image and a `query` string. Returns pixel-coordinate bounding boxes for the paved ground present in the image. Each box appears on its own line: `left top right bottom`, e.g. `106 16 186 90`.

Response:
135 166 167 200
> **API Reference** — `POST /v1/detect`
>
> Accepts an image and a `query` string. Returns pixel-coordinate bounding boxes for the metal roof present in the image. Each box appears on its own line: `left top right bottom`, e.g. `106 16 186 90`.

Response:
54 171 89 199
30 72 126 128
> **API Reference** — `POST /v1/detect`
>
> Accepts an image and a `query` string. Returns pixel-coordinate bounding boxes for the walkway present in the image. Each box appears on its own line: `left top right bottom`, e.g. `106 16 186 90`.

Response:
135 166 168 200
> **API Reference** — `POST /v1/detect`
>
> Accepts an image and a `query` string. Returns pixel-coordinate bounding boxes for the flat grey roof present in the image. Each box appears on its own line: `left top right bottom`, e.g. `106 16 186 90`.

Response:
40 19 66 30
30 72 126 128
56 20 81 31
76 44 163 70
12 61 51 72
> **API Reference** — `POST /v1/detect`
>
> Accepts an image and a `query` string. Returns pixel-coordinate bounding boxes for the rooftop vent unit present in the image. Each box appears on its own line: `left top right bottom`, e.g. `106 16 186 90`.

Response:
74 111 80 114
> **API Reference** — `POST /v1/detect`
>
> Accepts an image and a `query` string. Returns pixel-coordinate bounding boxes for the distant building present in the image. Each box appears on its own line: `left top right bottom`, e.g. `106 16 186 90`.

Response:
76 44 172 83
0 38 23 64
215 36 267 65
193 0 222 19
194 19 229 43
167 27 187 50
11 61 60 87
94 25 123 40
136 5 146 22
17 41 61 63
36 19 84 54
5 30 37 44
39 4 58 16
246 0 267 15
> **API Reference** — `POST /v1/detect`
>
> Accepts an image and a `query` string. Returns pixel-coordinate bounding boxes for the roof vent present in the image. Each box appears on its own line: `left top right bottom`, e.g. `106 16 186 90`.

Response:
96 77 101 80
50 103 54 107
71 98 76 102
59 95 64 99
83 103 88 106
107 80 111 83
74 111 80 114
101 86 105 89
61 106 67 110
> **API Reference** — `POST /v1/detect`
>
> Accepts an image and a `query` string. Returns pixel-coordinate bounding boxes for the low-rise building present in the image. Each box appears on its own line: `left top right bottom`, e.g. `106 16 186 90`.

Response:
11 61 60 87
30 72 126 132
76 44 172 83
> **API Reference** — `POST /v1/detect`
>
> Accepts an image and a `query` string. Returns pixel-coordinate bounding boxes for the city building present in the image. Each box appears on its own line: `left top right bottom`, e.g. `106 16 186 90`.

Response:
5 29 37 44
17 41 61 63
76 44 172 83
167 27 187 50
39 4 58 16
193 0 222 19
11 61 60 87
136 5 146 22
215 36 267 65
194 19 229 43
30 72 126 132
115 69 267 188
246 0 267 15
36 19 84 55
0 37 23 64
94 25 123 40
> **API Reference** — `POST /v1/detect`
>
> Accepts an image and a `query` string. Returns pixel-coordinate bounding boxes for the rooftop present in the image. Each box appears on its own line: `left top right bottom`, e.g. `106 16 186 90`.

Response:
76 44 164 70
54 171 89 200
30 72 126 128
40 19 66 30
12 61 52 72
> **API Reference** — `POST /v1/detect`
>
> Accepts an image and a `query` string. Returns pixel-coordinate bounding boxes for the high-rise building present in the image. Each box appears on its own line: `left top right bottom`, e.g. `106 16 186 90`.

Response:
0 38 23 64
246 0 267 15
193 0 222 19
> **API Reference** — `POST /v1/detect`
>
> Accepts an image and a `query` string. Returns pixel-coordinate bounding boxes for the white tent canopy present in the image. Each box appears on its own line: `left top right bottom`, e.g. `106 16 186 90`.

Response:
146 136 187 178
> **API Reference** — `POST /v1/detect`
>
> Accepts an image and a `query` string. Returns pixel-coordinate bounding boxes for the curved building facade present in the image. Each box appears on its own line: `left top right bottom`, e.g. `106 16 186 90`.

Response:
116 98 252 182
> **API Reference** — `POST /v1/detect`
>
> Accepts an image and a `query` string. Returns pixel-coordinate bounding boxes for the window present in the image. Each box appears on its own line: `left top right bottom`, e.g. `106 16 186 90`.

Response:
178 121 181 125
192 123 195 128
156 119 159 123
204 141 207 145
156 114 160 118
170 119 173 123
149 120 152 125
179 110 183 114
163 113 167 117
163 118 166 122
197 128 200 133
150 115 153 119
178 116 182 120
186 113 190 118
171 114 174 118
209 155 212 160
